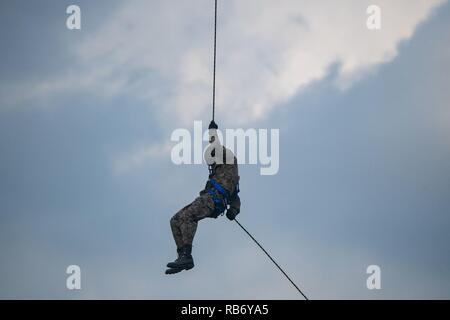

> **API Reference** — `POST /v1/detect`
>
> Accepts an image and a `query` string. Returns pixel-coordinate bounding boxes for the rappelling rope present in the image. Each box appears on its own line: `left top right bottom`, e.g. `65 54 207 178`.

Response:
212 0 218 122
210 1 309 300
234 218 309 300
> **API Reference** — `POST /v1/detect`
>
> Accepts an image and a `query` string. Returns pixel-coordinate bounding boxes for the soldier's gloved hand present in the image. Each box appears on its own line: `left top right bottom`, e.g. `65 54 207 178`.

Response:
226 207 239 221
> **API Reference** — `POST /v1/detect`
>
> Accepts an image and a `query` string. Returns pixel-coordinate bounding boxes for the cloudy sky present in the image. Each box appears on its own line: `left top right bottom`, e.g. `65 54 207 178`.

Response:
1 0 450 299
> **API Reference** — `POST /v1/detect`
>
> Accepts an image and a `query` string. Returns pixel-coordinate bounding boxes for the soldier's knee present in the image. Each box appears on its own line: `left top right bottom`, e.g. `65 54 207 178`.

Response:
176 209 195 224
170 214 179 227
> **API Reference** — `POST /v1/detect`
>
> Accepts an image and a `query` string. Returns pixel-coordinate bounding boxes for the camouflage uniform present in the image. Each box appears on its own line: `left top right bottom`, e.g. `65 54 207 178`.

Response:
170 146 241 248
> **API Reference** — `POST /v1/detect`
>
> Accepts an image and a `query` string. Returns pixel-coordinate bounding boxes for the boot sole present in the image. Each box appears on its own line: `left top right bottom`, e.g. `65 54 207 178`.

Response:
164 264 194 275
166 261 194 269
165 268 182 275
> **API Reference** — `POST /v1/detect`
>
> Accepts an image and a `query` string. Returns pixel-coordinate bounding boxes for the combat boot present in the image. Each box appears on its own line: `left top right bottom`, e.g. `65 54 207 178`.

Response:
166 247 183 268
166 245 194 270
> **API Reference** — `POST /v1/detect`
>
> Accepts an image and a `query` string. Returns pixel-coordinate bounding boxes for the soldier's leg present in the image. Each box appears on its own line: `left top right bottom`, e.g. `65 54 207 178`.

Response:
178 195 215 246
170 208 187 249
166 195 215 273
166 205 197 272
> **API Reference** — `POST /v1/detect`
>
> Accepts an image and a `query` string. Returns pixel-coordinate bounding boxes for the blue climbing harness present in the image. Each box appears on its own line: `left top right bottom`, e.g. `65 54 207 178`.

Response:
208 178 239 216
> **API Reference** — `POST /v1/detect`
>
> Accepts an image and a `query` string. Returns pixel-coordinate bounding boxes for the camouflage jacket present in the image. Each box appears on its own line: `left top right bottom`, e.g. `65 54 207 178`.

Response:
201 146 241 212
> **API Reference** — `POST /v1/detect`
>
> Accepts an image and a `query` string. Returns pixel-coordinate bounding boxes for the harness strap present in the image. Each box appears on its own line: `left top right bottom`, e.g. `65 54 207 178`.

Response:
208 179 239 216
207 188 226 216
209 178 230 198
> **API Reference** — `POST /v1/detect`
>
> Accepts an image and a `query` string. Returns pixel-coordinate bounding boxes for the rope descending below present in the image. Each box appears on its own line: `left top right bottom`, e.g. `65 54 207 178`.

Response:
234 218 309 300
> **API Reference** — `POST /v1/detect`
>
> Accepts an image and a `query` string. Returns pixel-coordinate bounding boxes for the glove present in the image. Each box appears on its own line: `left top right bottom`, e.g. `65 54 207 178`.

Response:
226 207 239 221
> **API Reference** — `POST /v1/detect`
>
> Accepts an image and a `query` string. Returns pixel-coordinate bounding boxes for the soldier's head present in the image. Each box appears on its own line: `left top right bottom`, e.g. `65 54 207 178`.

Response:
205 120 223 165
208 120 219 144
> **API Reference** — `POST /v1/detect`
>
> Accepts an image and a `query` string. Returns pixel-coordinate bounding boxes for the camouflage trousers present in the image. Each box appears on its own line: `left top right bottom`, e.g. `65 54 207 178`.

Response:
170 193 218 248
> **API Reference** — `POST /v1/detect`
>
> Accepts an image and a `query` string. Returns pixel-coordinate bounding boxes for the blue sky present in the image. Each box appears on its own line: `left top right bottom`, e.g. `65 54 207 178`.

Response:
1 0 450 299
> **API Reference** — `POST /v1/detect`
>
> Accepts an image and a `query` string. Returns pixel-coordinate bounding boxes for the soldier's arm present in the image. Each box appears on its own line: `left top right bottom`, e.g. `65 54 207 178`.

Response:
228 194 240 214
226 194 240 221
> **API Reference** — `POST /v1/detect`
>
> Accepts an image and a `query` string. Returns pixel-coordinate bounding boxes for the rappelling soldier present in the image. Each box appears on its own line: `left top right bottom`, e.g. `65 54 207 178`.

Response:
166 120 241 275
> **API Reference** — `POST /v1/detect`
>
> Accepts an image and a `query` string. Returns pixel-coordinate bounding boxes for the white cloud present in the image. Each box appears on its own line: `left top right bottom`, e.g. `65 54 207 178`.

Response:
19 0 443 125
112 141 172 174
51 0 442 171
